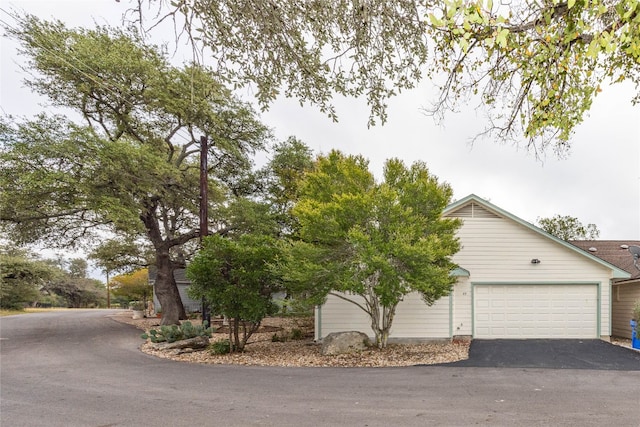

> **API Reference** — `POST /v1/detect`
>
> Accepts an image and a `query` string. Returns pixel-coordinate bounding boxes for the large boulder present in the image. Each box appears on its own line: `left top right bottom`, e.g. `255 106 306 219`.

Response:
321 331 370 356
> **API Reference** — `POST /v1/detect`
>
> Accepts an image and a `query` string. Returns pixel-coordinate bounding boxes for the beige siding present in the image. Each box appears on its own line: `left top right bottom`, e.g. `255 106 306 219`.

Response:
317 293 371 339
391 293 450 338
451 216 615 337
612 281 640 338
316 199 619 341
452 277 472 336
317 292 450 340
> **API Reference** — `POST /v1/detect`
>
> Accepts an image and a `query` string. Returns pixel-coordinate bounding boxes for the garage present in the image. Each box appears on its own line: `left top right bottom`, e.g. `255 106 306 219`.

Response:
474 284 598 339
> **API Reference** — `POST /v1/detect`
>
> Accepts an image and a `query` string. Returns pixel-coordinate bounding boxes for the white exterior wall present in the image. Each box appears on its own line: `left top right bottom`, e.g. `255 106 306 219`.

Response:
316 292 451 340
315 198 619 341
611 281 640 338
452 277 472 336
451 215 614 338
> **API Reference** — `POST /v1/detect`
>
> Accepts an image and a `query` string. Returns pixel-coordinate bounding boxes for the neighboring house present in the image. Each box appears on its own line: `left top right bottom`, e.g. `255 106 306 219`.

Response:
315 194 630 342
149 268 202 313
570 240 640 339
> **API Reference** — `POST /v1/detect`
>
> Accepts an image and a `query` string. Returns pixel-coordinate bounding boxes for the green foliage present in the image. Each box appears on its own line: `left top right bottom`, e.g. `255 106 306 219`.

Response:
1 16 270 325
187 233 283 352
141 321 213 344
537 215 600 240
111 269 150 303
290 328 304 341
0 248 55 309
209 339 231 355
138 0 640 154
425 0 640 153
261 137 315 237
282 151 461 348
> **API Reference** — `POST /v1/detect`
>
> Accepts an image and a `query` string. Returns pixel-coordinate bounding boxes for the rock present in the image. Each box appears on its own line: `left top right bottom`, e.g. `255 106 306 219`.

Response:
321 331 370 356
151 336 210 351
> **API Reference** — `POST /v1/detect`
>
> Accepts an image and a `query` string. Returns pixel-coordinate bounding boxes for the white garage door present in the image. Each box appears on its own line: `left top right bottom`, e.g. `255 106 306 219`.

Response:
474 284 598 338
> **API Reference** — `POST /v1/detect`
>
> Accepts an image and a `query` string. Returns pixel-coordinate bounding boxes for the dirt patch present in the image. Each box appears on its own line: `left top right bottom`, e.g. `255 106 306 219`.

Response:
112 311 470 367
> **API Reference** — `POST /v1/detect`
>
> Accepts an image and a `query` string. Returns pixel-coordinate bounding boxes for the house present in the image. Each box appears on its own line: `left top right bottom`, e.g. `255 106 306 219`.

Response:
315 194 631 341
149 268 202 313
570 240 640 339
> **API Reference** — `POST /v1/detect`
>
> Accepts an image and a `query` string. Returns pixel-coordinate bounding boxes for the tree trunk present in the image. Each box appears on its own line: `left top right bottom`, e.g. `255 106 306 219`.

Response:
155 251 187 325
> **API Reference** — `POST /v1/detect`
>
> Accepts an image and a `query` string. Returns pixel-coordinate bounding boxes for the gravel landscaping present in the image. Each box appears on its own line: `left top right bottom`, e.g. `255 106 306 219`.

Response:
113 311 470 367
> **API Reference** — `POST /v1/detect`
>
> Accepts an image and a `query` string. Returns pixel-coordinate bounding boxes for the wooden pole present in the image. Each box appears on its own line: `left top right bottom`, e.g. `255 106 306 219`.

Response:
199 135 211 327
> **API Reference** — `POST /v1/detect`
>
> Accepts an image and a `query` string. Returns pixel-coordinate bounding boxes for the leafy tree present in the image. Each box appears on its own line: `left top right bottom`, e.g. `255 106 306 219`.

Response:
136 0 640 153
282 151 461 348
0 17 270 324
261 137 315 237
110 268 151 305
40 275 106 308
537 214 600 240
89 238 154 276
0 247 56 309
187 234 282 352
67 258 88 279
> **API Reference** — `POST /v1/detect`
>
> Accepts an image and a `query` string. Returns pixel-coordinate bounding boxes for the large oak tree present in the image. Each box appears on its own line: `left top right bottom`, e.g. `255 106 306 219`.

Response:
136 0 640 155
0 16 270 324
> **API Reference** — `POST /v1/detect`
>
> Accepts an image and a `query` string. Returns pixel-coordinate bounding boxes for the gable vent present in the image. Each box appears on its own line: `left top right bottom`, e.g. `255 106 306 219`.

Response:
448 202 500 219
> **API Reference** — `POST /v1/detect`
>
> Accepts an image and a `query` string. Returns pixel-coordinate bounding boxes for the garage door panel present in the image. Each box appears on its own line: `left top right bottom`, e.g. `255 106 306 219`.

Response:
474 284 597 339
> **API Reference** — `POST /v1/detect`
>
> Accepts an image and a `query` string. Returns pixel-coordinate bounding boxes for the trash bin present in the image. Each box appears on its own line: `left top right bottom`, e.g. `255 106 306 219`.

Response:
631 320 640 349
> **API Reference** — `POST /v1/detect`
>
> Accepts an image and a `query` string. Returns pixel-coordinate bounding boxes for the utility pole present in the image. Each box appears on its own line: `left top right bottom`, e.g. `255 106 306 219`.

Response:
199 135 211 327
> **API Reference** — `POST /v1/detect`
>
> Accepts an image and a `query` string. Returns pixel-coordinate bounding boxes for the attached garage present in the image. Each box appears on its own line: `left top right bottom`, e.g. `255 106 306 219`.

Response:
315 195 630 342
473 284 598 338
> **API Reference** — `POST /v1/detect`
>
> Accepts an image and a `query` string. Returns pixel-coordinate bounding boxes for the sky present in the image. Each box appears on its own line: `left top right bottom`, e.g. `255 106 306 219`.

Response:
1 0 639 263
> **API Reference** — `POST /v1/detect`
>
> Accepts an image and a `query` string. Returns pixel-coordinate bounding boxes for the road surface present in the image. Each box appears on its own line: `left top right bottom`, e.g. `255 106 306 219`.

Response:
1 310 639 426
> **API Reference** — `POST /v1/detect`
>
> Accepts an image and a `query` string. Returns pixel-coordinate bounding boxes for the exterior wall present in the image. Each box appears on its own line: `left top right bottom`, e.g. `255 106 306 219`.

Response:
451 215 614 337
611 280 640 338
152 282 202 313
452 277 472 336
315 199 619 341
316 292 451 340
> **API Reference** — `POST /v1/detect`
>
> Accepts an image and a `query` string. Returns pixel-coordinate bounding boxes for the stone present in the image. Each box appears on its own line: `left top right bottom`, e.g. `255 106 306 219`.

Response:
321 331 370 356
151 336 210 351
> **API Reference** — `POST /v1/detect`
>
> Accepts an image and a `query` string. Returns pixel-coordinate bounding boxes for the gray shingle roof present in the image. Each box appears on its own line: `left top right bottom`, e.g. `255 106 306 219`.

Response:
570 240 640 280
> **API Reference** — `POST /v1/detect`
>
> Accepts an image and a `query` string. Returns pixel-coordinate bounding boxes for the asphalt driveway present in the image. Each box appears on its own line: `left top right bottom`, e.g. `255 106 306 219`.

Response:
444 339 640 370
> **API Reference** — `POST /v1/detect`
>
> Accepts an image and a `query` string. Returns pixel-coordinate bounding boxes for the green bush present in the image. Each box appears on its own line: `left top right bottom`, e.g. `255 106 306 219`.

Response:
141 321 213 343
290 328 304 340
633 301 640 335
209 339 231 355
271 333 287 342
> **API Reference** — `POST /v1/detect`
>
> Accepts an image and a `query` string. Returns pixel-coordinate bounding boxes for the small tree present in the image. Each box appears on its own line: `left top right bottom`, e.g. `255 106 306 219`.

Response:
110 269 151 307
537 215 600 241
186 234 282 352
283 152 461 348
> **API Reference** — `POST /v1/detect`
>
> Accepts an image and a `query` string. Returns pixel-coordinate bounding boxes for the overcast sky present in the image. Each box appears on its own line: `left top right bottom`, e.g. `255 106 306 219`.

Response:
2 0 639 246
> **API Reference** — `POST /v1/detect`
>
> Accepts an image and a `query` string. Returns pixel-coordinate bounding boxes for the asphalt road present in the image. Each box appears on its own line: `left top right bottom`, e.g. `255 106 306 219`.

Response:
2 310 640 427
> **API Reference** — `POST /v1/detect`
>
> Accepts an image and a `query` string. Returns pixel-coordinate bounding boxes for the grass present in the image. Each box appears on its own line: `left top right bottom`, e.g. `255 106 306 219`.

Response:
0 307 76 317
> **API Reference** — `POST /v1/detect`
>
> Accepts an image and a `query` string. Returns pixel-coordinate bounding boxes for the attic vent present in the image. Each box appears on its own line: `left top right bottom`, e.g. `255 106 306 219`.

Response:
448 202 500 219
620 244 629 249
588 247 597 252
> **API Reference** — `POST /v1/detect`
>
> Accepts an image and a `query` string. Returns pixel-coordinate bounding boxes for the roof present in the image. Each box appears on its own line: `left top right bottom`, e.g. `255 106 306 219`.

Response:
570 240 640 280
444 194 631 280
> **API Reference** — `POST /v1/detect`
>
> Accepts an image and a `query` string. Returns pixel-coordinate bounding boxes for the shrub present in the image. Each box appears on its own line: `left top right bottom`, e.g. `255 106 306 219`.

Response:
141 321 213 343
271 333 287 342
290 328 304 340
209 339 231 355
